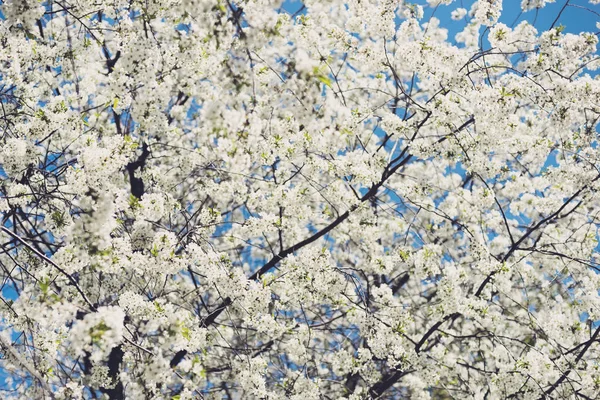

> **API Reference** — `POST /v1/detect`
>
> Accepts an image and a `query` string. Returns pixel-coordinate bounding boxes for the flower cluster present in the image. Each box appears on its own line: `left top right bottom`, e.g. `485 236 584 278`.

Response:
0 0 599 398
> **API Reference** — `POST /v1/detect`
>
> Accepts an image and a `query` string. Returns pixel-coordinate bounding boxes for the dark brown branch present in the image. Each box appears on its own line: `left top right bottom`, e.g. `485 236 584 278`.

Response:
540 325 600 399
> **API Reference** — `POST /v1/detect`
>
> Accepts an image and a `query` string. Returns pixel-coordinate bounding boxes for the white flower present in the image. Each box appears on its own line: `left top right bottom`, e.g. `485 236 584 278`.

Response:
472 0 503 26
0 137 31 177
521 0 556 10
451 7 468 20
69 306 125 363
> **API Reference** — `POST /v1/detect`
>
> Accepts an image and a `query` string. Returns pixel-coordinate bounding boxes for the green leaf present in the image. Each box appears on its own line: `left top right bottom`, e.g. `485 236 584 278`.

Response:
316 74 332 87
39 278 50 295
128 194 141 210
181 326 191 341
90 322 110 343
50 211 66 228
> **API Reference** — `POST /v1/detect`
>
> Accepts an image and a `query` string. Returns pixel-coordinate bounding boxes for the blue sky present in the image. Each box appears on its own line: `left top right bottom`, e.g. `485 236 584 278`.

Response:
282 0 600 39
422 0 599 36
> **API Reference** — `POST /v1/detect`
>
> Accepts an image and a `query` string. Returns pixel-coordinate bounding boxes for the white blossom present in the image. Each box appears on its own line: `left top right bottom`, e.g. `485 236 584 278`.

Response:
0 0 599 398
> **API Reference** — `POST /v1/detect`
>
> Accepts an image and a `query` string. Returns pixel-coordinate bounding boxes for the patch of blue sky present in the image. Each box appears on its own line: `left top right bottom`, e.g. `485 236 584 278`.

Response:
0 281 18 302
213 212 235 238
281 0 306 17
417 0 599 43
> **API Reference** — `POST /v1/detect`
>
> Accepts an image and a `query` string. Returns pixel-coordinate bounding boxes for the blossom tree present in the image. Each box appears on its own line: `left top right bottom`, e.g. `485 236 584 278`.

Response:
0 0 600 398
